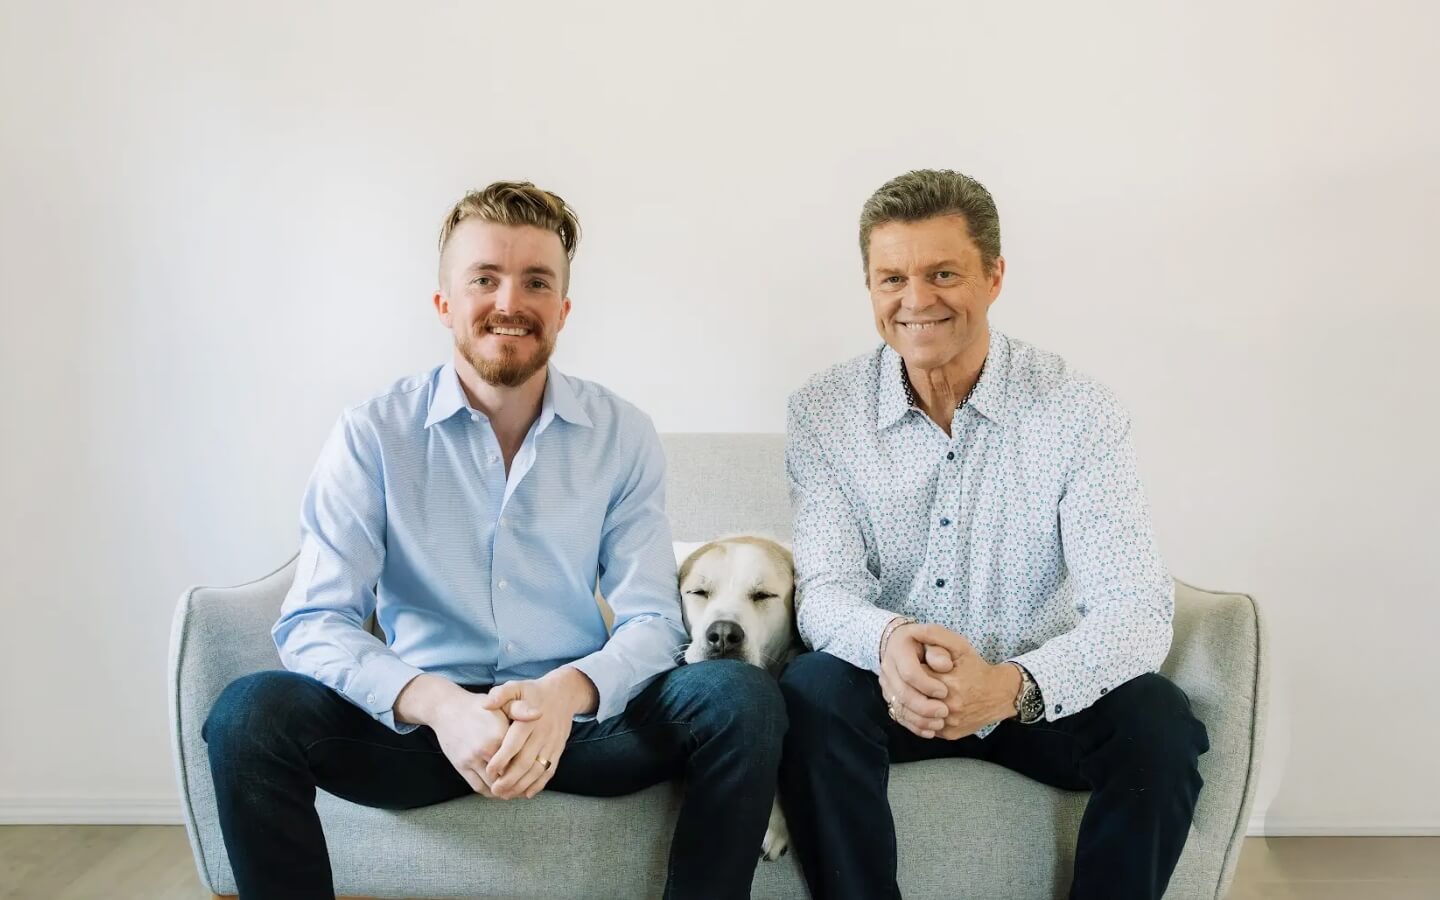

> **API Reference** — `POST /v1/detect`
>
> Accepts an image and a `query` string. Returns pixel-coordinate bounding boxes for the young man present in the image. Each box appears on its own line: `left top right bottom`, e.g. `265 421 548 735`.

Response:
204 181 784 899
779 169 1209 900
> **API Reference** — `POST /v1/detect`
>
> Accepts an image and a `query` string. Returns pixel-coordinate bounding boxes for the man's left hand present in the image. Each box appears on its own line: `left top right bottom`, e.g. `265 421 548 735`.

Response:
912 624 1022 740
479 666 598 799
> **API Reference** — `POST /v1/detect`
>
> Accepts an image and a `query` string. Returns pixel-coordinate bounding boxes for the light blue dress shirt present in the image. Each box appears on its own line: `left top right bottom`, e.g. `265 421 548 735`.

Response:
787 330 1173 735
273 362 688 732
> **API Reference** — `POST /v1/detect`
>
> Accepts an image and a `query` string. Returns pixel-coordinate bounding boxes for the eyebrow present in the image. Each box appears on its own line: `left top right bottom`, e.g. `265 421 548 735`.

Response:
872 259 966 276
465 262 559 279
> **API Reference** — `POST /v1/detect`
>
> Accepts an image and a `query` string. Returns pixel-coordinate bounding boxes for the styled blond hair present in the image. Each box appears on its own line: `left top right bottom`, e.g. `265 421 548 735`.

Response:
437 181 582 286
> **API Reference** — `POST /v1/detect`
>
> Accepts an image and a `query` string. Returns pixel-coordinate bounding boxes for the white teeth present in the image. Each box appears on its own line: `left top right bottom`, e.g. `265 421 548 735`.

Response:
902 321 944 330
489 327 530 336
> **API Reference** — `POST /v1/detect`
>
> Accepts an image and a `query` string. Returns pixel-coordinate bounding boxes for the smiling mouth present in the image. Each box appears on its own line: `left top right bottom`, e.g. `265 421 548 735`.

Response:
486 325 533 337
898 319 950 331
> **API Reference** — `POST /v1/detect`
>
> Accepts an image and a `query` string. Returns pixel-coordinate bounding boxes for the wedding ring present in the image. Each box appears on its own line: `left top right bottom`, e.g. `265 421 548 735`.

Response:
538 758 552 771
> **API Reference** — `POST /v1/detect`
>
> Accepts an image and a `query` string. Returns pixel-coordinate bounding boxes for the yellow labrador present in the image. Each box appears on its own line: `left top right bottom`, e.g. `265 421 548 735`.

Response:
678 536 799 861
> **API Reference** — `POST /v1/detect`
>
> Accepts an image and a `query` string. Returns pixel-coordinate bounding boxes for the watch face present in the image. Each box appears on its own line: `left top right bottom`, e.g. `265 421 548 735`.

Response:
1020 682 1042 723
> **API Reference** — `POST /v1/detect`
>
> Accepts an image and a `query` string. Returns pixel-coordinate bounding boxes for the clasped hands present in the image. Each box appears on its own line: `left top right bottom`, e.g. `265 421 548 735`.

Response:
878 622 1022 740
397 666 597 801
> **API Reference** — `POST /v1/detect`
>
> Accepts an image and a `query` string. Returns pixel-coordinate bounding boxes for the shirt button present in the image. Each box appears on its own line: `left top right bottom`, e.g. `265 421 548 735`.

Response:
1100 688 1108 695
1054 704 1063 714
366 692 376 706
488 454 500 465
939 517 951 527
497 579 508 590
469 413 480 423
506 642 517 653
500 516 509 528
935 578 946 588
946 451 955 460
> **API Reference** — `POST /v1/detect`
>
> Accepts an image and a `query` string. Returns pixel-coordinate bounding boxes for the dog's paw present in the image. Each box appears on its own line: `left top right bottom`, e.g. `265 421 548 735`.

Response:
761 800 790 861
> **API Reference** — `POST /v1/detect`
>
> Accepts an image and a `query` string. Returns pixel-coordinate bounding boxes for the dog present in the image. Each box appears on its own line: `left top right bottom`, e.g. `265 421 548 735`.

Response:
678 536 800 861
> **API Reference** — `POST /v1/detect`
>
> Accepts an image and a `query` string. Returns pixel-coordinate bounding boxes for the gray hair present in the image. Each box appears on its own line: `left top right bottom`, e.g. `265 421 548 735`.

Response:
859 169 1001 274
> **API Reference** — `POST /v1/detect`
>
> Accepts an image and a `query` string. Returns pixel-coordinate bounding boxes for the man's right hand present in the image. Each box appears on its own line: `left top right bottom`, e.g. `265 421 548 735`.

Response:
878 622 950 738
394 674 522 796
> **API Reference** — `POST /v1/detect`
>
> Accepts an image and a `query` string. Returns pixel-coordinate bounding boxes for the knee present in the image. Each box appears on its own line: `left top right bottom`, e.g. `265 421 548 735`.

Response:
689 660 788 757
779 651 874 728
1098 673 1210 782
203 670 323 760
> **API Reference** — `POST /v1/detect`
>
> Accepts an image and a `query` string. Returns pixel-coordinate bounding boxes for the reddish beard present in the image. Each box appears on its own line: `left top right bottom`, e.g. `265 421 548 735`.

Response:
459 314 554 388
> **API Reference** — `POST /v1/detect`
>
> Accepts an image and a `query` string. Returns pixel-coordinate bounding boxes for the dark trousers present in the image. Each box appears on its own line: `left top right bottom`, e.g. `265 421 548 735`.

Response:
778 651 1209 900
203 659 785 900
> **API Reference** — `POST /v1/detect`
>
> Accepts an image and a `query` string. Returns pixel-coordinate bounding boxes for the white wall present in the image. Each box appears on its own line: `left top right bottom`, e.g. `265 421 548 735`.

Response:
2 0 1437 832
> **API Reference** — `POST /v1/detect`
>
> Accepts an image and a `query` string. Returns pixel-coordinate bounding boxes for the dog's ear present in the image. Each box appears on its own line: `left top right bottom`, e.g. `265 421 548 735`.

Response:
678 540 728 589
773 542 795 578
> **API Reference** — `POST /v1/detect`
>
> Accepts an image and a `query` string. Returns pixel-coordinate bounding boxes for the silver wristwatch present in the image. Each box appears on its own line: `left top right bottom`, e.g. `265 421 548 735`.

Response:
1011 663 1045 725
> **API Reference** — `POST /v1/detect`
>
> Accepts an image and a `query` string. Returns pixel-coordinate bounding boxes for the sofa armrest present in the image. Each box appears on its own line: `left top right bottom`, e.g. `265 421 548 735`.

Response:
1164 581 1267 899
168 555 296 892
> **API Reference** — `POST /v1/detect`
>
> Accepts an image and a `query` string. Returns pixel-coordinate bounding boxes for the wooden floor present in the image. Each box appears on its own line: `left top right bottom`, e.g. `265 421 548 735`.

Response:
0 827 1437 899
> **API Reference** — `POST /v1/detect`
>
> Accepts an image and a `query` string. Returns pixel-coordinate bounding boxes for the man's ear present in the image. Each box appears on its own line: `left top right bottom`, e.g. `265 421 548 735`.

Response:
433 290 452 327
986 256 1007 301
556 295 573 332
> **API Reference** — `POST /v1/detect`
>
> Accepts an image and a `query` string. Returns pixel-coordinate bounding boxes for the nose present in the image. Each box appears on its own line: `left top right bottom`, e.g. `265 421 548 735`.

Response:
900 282 937 310
705 620 745 653
492 280 522 313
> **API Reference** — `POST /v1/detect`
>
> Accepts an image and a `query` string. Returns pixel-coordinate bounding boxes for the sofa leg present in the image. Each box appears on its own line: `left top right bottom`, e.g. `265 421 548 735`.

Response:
213 897 379 899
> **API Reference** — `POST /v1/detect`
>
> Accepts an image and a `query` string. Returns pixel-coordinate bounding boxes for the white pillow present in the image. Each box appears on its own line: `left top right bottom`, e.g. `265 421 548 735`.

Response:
673 541 707 567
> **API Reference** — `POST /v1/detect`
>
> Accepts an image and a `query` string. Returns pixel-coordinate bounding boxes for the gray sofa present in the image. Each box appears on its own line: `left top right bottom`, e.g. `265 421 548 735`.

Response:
169 434 1267 899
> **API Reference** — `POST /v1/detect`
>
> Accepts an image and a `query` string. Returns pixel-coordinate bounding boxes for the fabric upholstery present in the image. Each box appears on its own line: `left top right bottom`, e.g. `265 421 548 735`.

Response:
169 433 1265 898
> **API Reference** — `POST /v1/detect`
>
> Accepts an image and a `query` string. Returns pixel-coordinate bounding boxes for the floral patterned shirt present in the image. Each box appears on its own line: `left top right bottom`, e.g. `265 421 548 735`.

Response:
786 329 1172 731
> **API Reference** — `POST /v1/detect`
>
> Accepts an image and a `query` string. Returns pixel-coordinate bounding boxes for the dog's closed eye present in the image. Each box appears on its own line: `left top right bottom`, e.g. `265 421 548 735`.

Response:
749 591 777 603
685 588 710 598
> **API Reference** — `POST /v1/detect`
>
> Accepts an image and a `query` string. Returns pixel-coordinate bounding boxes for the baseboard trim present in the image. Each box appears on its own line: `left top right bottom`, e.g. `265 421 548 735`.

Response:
1248 814 1440 837
0 796 183 825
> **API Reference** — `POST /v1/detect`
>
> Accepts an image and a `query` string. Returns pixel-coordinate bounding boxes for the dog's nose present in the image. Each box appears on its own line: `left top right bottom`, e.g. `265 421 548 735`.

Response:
705 620 745 652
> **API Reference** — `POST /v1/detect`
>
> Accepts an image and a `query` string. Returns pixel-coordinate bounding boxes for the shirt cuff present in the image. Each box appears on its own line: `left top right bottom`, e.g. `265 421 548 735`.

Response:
567 651 632 723
860 607 909 674
1007 649 1070 724
349 652 427 734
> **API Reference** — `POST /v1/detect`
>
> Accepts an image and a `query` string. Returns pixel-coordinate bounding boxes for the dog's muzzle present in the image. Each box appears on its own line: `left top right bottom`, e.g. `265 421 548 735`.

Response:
703 619 746 660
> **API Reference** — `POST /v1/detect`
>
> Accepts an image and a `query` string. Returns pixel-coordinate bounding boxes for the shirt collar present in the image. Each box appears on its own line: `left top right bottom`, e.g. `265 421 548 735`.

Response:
876 345 913 431
424 362 471 428
966 329 1011 424
424 361 594 430
875 328 1012 431
543 364 594 428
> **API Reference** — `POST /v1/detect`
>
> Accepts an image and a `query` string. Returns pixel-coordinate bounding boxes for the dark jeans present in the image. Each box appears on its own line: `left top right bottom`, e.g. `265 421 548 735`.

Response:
778 651 1209 900
203 659 785 900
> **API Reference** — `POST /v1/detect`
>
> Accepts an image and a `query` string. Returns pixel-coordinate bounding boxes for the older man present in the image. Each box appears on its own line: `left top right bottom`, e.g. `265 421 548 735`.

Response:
778 169 1209 900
